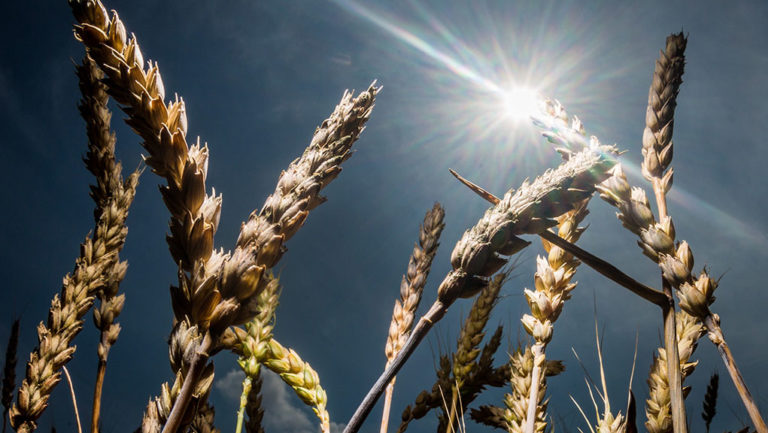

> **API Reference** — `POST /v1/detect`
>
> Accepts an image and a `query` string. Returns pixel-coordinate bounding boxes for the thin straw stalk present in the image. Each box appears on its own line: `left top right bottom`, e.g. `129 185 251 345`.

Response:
381 203 445 433
344 144 618 433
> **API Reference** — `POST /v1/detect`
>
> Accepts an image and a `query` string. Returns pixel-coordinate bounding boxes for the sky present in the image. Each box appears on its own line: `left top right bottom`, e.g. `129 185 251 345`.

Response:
1 1 768 432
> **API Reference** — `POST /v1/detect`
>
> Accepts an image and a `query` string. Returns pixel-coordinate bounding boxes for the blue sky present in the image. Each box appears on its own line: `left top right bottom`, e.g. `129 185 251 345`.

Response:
1 1 768 432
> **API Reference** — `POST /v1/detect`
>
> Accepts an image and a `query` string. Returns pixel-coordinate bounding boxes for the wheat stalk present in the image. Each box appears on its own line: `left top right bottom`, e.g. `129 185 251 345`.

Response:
2 320 20 433
380 203 445 433
345 144 618 433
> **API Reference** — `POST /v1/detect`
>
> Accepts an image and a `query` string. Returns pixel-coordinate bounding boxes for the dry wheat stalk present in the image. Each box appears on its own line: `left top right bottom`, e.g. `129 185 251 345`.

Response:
645 310 704 433
9 46 139 432
75 55 135 433
642 32 686 220
346 144 617 433
2 320 20 433
634 37 765 433
380 203 445 433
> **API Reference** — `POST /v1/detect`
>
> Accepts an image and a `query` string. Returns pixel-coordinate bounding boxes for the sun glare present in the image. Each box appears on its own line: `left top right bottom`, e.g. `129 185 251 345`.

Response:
502 87 542 121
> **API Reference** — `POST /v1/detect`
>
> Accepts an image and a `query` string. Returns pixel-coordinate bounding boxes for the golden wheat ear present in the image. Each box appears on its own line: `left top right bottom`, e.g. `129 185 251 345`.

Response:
380 203 445 433
9 49 139 433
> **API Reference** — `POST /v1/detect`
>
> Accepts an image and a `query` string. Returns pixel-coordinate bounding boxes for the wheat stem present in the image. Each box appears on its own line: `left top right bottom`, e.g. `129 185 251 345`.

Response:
235 376 252 433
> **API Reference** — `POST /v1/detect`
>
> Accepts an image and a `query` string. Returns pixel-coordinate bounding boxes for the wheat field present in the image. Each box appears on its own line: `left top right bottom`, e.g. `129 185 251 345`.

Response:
1 1 767 433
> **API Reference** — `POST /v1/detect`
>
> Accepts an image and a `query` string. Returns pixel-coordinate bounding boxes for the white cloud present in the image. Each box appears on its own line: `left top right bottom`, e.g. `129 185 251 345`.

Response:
216 368 344 433
216 369 246 401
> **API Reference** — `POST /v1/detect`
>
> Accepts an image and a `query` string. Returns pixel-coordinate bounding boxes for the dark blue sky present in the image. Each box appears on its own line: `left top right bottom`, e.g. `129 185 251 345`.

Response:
2 1 768 432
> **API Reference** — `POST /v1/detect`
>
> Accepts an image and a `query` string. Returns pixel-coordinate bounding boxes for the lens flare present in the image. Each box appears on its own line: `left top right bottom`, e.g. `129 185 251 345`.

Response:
502 87 542 121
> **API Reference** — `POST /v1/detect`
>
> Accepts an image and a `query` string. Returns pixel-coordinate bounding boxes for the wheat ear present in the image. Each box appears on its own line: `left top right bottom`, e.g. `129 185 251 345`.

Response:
645 310 704 433
503 346 565 433
469 405 507 430
9 46 139 433
345 145 617 433
442 272 506 432
68 2 229 430
640 32 689 433
231 276 330 433
189 401 219 433
380 203 445 433
701 373 718 433
2 320 20 433
245 371 265 433
74 55 135 433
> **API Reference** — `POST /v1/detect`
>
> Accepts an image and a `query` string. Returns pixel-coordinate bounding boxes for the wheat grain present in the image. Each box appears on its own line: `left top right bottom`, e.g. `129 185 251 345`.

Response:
442 273 507 432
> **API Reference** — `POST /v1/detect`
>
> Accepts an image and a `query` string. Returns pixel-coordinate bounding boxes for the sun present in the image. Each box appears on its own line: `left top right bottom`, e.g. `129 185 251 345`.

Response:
502 86 542 121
